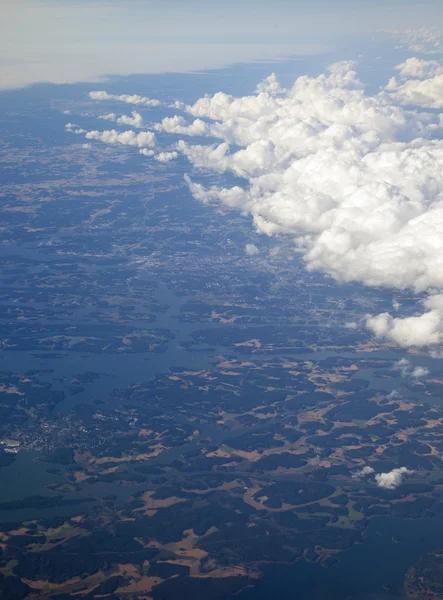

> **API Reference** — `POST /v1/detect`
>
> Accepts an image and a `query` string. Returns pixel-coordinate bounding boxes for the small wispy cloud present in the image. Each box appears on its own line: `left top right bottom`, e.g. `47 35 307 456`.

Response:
352 465 375 479
388 27 443 55
394 358 429 379
245 243 260 257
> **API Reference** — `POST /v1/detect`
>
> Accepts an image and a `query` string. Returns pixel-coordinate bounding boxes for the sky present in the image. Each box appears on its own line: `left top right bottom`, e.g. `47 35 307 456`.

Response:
2 0 443 88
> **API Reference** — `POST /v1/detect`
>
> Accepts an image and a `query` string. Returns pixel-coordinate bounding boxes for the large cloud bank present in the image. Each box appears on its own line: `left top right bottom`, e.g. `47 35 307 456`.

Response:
77 57 443 348
164 60 443 348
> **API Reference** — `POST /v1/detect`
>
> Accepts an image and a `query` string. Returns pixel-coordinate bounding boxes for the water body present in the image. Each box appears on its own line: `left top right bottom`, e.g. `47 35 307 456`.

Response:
232 510 443 600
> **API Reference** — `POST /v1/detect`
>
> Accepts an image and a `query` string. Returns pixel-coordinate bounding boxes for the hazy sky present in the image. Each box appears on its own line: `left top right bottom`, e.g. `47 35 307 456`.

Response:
1 0 443 88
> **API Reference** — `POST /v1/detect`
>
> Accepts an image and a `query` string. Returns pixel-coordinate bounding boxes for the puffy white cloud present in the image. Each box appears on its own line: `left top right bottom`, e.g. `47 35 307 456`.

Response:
386 72 443 108
139 148 155 157
394 58 443 80
155 61 443 347
116 112 145 128
256 73 285 96
154 116 209 136
412 366 429 378
367 296 443 347
245 243 260 256
89 90 161 107
84 129 156 148
155 151 178 163
99 113 117 122
169 100 185 110
352 465 375 479
375 467 413 490
384 57 443 109
99 111 145 128
352 464 414 489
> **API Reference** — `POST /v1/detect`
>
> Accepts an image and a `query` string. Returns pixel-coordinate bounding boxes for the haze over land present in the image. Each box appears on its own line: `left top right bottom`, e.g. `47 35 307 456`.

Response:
1 0 443 88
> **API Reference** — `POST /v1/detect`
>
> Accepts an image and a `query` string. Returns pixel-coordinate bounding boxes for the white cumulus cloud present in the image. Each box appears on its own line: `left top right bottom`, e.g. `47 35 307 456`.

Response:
154 116 209 136
169 100 185 110
255 73 286 96
384 57 443 108
84 129 156 148
367 296 443 347
375 467 413 490
99 111 145 128
411 366 429 378
386 74 443 108
139 148 155 157
394 58 443 79
89 90 161 107
155 151 178 163
352 465 375 479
